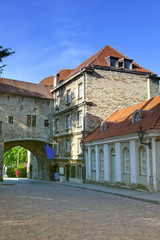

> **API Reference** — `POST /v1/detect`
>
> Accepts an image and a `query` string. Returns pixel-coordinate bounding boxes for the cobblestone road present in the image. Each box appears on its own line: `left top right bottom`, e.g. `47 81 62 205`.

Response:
0 180 160 240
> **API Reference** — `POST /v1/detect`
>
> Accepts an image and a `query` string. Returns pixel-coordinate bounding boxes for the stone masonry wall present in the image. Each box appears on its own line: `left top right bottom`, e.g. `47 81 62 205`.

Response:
0 93 53 142
85 69 159 132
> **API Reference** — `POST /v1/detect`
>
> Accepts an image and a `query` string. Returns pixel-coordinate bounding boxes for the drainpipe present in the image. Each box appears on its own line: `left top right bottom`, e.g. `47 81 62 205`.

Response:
81 71 86 183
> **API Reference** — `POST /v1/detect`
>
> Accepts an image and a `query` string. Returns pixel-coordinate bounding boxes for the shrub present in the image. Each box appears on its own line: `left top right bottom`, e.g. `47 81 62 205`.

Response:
18 167 27 178
6 167 16 177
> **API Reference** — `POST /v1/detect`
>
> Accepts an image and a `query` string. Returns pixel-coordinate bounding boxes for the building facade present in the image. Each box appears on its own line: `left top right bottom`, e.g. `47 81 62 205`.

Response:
83 96 160 192
39 44 160 183
0 44 160 183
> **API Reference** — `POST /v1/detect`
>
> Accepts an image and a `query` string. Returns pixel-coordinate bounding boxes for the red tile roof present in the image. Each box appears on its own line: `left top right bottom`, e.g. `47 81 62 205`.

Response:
39 69 74 86
83 96 160 142
39 75 54 87
0 78 53 99
65 44 154 80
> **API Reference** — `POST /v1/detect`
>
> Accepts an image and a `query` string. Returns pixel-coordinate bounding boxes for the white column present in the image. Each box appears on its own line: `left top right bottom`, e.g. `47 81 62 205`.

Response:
104 144 109 181
85 149 88 179
115 142 121 182
88 146 91 180
95 145 99 181
152 138 157 191
146 139 151 187
130 140 136 184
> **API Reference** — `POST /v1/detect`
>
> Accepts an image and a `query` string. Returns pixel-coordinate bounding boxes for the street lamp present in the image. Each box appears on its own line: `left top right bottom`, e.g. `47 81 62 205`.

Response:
137 125 151 149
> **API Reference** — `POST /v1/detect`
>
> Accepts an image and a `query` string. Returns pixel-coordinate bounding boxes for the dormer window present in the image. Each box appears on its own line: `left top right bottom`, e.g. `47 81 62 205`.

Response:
106 56 119 68
100 121 107 131
119 58 133 70
132 110 142 123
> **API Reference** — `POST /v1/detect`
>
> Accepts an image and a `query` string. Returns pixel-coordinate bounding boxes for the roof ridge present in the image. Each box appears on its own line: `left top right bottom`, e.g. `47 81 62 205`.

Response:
0 77 41 86
88 44 108 66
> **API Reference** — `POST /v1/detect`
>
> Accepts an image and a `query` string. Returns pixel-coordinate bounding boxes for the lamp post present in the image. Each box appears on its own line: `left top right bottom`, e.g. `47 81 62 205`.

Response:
137 125 151 149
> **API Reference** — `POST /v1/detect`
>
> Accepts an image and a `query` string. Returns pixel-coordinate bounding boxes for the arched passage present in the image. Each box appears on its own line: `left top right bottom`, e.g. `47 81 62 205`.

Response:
0 139 53 181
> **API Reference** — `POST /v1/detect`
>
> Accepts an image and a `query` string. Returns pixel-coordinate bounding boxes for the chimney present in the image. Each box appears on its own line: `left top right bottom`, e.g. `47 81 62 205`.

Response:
54 73 59 87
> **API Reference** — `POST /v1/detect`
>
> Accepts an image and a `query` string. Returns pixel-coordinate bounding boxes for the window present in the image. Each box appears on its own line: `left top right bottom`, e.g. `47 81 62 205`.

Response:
91 149 96 171
66 140 71 154
44 119 49 127
71 166 76 178
124 60 132 69
27 115 31 127
100 149 104 171
110 58 118 67
77 165 82 179
132 110 142 123
78 83 83 99
66 89 71 104
124 147 130 173
32 115 36 127
8 116 14 124
55 94 60 109
100 121 107 131
78 139 82 154
78 110 82 127
66 114 71 129
55 142 59 155
27 115 36 127
55 118 59 132
59 167 65 175
140 147 147 175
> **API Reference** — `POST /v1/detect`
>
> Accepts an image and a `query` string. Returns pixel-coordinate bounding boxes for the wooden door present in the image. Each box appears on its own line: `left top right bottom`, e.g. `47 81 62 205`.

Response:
66 165 70 181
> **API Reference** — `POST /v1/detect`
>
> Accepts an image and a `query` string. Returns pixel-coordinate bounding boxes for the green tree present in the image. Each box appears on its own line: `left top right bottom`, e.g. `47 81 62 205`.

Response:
0 45 15 74
4 147 27 167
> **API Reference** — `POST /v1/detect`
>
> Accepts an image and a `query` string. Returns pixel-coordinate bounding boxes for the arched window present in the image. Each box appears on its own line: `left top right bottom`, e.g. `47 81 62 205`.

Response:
100 121 107 131
91 150 96 171
132 110 142 123
100 149 104 171
139 147 147 175
123 147 130 173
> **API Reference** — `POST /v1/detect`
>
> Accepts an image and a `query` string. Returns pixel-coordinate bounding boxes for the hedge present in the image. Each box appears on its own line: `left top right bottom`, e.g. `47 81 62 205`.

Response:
6 167 27 178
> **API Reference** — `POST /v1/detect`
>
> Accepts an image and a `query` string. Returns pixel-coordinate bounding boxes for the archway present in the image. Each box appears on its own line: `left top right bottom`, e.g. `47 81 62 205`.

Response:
0 139 53 181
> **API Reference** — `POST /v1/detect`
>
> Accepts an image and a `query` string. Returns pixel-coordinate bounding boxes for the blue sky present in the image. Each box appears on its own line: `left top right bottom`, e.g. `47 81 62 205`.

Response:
0 0 160 83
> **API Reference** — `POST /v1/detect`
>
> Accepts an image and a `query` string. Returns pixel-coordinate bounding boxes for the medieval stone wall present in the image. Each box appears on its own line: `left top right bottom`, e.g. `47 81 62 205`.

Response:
0 93 53 142
85 69 159 132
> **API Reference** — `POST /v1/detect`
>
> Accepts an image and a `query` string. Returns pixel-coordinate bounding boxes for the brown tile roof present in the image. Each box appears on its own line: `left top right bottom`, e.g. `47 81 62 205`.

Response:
65 45 154 80
0 78 53 99
39 69 74 86
39 75 54 87
83 95 160 142
58 69 75 82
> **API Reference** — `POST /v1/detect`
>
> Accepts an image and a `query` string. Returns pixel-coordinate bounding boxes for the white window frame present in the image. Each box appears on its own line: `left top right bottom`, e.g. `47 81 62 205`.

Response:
124 147 130 174
66 114 71 129
55 118 59 132
55 142 59 155
78 139 82 154
140 147 147 176
100 149 104 171
66 89 71 104
78 83 83 99
78 110 82 127
66 140 71 153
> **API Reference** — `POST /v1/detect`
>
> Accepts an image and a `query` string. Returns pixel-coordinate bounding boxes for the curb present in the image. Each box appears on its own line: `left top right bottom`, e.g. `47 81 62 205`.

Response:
59 182 160 205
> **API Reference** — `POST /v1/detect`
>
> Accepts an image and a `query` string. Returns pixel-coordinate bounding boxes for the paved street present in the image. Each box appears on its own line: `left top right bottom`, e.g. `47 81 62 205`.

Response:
1 179 160 240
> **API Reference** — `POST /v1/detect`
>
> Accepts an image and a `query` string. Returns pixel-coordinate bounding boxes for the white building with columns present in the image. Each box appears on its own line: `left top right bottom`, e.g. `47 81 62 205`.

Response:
83 96 160 192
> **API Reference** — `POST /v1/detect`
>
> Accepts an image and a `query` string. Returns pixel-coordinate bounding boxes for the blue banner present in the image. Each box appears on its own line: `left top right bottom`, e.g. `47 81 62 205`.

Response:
44 144 54 159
